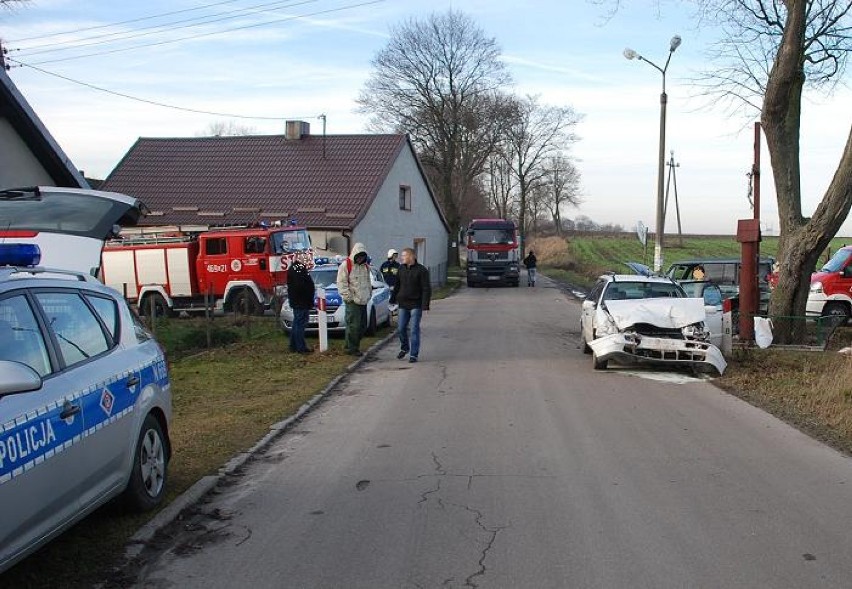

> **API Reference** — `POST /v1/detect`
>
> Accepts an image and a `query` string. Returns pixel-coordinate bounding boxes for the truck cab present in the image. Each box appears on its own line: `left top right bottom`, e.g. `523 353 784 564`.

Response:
807 246 852 322
465 219 520 287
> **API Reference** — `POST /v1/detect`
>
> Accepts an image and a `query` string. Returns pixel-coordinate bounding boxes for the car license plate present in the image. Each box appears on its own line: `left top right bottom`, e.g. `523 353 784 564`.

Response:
487 276 500 281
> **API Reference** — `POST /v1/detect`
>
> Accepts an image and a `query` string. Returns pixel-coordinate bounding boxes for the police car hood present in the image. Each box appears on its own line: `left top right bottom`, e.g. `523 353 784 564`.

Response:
0 186 145 276
604 298 706 330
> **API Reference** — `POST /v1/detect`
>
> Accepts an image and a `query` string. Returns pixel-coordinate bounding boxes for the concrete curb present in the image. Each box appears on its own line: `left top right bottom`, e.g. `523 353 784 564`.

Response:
123 330 397 561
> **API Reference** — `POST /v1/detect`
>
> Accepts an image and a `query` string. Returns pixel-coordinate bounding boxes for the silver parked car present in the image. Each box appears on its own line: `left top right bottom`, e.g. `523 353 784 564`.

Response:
0 188 172 574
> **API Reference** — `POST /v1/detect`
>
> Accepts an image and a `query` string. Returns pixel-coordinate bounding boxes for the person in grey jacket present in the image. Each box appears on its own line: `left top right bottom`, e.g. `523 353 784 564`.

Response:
336 242 372 356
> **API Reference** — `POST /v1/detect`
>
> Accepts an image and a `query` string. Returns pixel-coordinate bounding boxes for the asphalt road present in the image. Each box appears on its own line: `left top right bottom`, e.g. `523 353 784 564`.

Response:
129 276 852 588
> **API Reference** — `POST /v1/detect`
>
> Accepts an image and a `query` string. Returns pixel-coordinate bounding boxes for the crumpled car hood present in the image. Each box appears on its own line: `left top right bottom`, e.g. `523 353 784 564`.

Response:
603 298 706 330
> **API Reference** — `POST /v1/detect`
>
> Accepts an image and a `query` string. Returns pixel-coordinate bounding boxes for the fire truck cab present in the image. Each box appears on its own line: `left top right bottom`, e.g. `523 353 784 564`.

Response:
101 225 313 316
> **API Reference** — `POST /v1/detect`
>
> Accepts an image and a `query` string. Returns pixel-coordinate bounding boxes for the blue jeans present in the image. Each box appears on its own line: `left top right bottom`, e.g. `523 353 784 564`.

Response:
290 308 309 352
397 307 423 358
527 267 537 285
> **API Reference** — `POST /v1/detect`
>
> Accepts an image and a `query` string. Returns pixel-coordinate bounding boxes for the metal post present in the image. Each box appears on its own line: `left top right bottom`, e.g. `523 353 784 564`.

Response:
654 88 667 272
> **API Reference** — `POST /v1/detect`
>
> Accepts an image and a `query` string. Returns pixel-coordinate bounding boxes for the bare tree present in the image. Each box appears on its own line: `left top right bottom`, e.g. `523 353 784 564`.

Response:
357 10 513 258
199 120 257 137
540 153 582 235
502 94 581 255
695 0 852 342
483 147 517 219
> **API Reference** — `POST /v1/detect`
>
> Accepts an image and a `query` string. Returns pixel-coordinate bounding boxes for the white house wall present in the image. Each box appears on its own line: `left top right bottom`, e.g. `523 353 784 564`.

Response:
352 144 449 285
0 118 54 188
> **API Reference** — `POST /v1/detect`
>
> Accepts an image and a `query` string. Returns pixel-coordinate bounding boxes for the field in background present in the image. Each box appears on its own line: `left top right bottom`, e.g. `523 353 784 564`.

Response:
531 233 852 287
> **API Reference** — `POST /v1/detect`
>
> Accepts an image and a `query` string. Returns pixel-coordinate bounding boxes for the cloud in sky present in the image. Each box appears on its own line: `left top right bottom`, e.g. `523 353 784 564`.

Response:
2 0 850 236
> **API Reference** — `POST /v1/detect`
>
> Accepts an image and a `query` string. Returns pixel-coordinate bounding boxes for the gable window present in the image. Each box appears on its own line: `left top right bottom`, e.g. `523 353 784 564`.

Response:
399 185 412 211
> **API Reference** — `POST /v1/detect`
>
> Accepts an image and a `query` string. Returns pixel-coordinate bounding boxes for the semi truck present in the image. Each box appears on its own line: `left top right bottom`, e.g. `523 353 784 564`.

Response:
101 224 313 316
465 218 520 287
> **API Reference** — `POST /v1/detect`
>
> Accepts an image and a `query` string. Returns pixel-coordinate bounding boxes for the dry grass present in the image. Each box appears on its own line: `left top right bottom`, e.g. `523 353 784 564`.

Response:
719 349 852 455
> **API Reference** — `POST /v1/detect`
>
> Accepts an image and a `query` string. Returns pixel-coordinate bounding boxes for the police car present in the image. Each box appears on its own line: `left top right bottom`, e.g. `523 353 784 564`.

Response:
279 262 392 335
0 188 172 573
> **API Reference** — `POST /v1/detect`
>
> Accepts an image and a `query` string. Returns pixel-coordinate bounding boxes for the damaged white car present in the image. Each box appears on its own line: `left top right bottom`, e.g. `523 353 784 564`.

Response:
580 275 727 375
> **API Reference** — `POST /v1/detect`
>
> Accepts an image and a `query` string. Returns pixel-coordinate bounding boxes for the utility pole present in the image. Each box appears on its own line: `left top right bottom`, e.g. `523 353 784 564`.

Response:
664 151 683 247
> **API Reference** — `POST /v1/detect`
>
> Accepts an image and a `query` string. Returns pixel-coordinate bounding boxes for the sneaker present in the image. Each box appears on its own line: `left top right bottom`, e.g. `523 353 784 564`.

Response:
397 350 407 359
409 356 418 363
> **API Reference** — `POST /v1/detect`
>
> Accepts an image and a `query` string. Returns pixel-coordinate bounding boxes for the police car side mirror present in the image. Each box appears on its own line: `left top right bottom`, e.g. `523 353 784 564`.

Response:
0 360 43 397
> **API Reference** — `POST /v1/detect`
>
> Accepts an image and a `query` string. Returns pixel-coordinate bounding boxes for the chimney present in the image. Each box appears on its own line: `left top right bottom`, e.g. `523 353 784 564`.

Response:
285 120 310 140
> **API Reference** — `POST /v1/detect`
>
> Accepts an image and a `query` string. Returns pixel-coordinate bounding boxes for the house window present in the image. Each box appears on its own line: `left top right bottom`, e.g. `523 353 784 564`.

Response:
399 185 412 211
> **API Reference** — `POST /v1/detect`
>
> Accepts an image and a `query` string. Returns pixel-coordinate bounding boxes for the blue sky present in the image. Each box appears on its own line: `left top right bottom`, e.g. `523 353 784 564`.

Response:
2 0 850 238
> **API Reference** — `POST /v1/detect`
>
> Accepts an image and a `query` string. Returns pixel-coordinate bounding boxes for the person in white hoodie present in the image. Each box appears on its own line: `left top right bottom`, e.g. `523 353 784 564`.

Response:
336 242 372 356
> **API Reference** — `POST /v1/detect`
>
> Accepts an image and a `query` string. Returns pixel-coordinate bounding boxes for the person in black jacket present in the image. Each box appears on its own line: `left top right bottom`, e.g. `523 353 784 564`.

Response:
523 250 537 287
287 261 315 354
391 248 431 363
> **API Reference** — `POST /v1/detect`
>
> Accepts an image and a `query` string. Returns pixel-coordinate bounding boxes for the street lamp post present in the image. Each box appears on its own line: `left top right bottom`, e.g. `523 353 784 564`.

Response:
624 35 682 273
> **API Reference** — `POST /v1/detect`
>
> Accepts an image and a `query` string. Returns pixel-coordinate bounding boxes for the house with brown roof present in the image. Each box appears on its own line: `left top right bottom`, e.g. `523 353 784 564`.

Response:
0 67 89 189
102 121 449 284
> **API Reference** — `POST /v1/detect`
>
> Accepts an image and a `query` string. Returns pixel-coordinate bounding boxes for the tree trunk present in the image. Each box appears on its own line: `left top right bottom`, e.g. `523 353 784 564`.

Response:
762 1 852 342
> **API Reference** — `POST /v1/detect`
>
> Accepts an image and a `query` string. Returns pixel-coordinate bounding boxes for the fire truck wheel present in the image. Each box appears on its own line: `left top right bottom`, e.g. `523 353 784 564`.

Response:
822 302 850 325
365 309 377 336
140 293 173 318
230 288 262 316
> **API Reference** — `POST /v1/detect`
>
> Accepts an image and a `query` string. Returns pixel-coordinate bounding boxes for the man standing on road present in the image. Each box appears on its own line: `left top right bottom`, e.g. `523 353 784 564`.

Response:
391 247 431 363
337 242 372 357
380 249 400 288
286 261 315 354
523 250 537 287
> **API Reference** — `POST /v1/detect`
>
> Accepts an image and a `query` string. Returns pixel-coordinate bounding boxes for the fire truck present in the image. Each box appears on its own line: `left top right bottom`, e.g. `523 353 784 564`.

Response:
101 224 313 316
465 218 520 287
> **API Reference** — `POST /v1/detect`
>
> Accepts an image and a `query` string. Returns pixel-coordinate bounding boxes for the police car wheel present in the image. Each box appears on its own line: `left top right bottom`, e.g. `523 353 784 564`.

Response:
124 414 168 511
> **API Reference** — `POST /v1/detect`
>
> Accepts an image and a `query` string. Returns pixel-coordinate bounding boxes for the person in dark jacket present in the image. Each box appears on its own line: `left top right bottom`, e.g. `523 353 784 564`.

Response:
287 261 315 354
523 250 538 287
380 249 400 288
391 248 431 363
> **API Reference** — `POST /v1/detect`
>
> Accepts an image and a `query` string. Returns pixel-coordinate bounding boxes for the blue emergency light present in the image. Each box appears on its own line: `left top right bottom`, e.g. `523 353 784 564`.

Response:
0 243 42 267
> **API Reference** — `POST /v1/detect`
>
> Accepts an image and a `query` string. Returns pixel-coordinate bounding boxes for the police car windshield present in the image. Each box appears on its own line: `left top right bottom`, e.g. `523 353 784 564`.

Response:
272 229 310 254
821 248 852 273
310 268 338 288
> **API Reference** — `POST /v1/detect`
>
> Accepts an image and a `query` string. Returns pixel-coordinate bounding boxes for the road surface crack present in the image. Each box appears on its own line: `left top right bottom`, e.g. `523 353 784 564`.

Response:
418 477 443 505
442 501 507 589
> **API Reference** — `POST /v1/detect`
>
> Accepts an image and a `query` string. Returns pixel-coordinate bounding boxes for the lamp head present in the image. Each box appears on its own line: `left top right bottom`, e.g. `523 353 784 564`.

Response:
670 35 682 52
623 48 638 60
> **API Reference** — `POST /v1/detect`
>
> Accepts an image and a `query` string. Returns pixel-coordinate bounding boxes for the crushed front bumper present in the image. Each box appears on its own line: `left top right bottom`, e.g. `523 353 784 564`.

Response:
589 333 727 376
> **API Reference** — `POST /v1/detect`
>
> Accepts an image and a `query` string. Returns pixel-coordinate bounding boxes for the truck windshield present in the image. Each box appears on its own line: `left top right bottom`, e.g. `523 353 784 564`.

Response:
272 229 310 254
821 248 852 273
469 229 513 245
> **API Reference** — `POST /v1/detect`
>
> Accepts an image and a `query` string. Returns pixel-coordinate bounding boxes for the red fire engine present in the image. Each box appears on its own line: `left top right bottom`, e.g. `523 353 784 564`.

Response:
101 224 313 316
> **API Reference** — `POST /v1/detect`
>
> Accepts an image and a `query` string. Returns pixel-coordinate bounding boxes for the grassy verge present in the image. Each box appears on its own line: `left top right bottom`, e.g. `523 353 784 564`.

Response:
7 275 465 587
718 348 852 456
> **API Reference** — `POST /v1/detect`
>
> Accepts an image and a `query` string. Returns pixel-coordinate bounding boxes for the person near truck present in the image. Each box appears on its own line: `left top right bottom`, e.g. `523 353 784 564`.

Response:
286 261 315 354
337 242 372 357
391 248 431 363
523 250 537 287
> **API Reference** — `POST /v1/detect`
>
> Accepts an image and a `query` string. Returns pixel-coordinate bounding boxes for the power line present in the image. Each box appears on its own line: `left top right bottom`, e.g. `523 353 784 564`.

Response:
9 58 310 120
7 0 244 44
23 0 383 66
15 0 318 57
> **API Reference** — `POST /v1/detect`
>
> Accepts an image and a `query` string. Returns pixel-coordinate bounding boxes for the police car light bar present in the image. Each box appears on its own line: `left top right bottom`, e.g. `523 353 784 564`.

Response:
0 243 42 267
